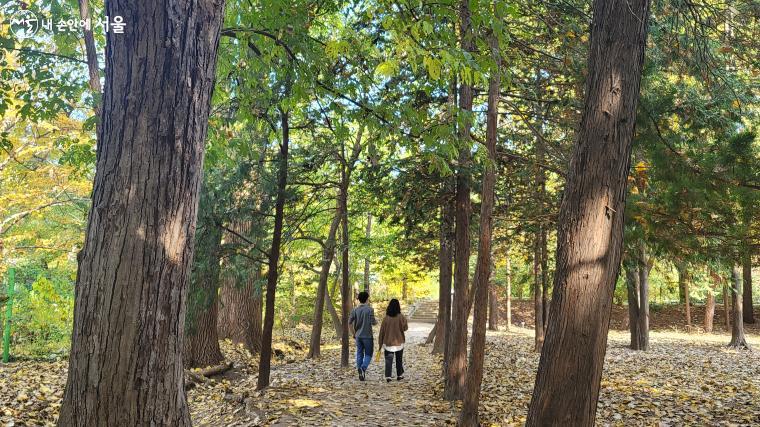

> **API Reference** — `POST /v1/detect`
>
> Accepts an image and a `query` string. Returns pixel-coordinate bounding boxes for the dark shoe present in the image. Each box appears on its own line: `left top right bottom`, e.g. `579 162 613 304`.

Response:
386 377 393 383
358 368 365 381
397 375 404 381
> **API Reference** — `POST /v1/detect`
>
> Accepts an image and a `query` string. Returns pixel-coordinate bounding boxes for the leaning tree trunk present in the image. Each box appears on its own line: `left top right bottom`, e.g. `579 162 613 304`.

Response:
184 206 225 368
458 31 500 426
307 204 341 358
433 190 454 355
526 0 651 424
624 261 641 350
58 1 224 424
445 0 475 402
742 255 754 324
218 267 263 355
705 288 715 333
325 268 343 338
728 265 750 349
257 109 290 390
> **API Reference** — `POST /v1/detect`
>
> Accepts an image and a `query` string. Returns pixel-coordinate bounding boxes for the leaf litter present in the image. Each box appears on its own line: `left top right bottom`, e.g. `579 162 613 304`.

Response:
2 324 760 426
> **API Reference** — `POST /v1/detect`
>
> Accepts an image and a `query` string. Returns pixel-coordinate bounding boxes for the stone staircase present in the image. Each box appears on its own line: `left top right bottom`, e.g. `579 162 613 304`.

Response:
409 299 439 323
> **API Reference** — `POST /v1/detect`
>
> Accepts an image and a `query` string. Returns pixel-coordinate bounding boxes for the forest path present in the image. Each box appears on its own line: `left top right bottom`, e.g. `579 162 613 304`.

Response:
254 322 461 426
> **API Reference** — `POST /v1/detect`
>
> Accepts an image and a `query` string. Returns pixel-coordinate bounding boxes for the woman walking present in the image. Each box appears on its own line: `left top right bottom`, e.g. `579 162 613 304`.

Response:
377 299 409 382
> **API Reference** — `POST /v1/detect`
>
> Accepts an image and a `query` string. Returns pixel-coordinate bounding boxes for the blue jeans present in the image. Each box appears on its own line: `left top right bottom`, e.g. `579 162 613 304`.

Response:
355 337 373 371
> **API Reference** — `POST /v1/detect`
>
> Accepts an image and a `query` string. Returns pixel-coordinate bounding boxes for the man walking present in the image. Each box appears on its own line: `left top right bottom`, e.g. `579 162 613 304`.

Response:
348 291 377 381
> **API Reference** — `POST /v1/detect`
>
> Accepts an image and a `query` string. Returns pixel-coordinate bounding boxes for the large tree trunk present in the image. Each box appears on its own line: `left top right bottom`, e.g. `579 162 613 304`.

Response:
184 205 225 368
445 0 474 402
458 32 500 426
637 243 650 351
625 261 641 350
307 204 342 358
704 289 715 333
742 255 754 324
217 222 263 354
434 191 454 355
728 265 750 349
525 0 651 424
58 1 224 424
533 237 544 352
257 109 290 390
218 267 263 355
505 257 512 331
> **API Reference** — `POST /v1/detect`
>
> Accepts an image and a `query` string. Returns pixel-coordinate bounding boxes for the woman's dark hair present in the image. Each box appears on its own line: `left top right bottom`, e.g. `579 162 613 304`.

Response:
386 299 401 317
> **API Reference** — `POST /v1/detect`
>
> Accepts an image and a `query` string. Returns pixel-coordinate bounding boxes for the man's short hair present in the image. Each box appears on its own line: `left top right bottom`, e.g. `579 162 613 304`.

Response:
358 291 369 303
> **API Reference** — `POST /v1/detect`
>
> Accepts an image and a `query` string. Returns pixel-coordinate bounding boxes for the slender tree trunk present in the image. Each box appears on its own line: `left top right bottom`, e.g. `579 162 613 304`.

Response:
723 282 731 328
541 228 549 334
459 33 500 425
684 273 691 329
637 244 650 351
364 214 371 293
326 268 343 338
58 1 224 423
445 0 474 401
434 193 454 354
704 289 715 333
307 204 341 358
488 278 499 331
505 257 512 331
728 265 750 349
526 0 651 424
218 223 263 354
402 275 408 301
533 237 544 352
625 261 641 350
742 255 754 323
257 109 290 390
184 206 224 368
77 0 101 138
340 180 351 367
676 261 691 329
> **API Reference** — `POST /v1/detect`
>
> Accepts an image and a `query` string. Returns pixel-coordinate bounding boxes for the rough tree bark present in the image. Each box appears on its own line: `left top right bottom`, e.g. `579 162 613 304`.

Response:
723 282 731 328
526 0 651 424
488 276 499 331
433 190 454 355
445 0 474 401
704 289 715 333
217 222 263 354
326 266 343 338
218 264 263 355
58 0 225 424
458 30 500 426
637 243 650 351
728 265 750 349
184 204 224 368
625 260 642 350
257 109 290 390
742 255 754 324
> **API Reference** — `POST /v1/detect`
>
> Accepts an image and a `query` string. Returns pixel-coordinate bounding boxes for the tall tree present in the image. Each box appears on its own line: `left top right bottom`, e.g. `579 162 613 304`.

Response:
445 0 475 402
257 108 290 390
742 255 754 323
728 265 750 349
459 28 501 426
58 0 225 424
526 0 651 424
